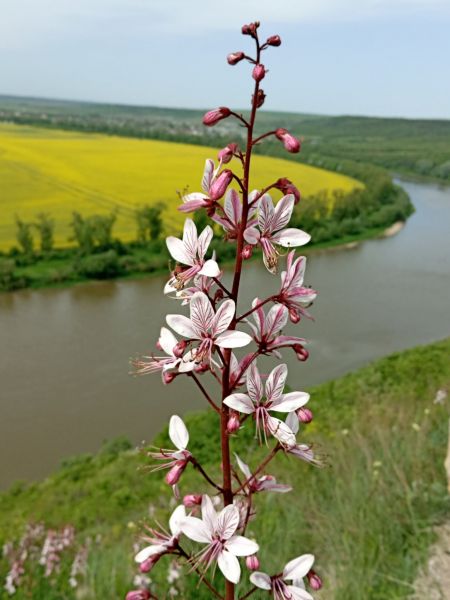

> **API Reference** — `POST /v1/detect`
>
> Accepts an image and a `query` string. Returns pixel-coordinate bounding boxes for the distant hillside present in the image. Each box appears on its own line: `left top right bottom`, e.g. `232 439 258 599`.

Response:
1 95 449 182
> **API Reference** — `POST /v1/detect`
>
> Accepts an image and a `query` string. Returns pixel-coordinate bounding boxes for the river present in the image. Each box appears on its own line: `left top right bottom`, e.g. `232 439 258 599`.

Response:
0 179 449 490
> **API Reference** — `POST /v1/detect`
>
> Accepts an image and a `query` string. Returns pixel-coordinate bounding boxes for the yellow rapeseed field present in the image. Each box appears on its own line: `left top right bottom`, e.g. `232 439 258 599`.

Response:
0 123 363 250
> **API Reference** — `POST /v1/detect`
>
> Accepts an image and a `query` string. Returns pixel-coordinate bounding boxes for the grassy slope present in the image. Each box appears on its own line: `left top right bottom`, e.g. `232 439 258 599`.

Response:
1 338 449 599
0 122 361 251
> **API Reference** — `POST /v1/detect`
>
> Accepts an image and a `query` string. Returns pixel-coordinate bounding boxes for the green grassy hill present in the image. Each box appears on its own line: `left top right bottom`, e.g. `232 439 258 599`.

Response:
1 338 449 599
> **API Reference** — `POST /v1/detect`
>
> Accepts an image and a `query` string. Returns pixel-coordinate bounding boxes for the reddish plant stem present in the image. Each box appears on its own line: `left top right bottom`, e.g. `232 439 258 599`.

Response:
213 277 232 298
190 457 223 492
221 36 262 600
239 586 258 599
233 444 280 495
236 295 276 322
252 129 277 146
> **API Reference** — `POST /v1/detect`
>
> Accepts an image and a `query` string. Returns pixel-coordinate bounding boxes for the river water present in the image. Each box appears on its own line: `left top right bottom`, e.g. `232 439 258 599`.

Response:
0 180 449 489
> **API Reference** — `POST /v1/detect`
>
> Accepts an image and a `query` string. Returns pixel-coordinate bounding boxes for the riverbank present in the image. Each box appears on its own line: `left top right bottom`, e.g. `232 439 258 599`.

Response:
0 220 401 294
1 338 449 598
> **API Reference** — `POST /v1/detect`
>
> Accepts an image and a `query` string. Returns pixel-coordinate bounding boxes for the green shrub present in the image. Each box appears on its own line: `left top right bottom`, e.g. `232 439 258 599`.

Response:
76 250 123 279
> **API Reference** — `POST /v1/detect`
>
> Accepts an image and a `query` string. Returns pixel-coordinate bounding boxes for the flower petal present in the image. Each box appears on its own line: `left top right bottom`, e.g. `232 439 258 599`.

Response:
180 516 212 543
223 393 255 414
166 236 194 266
286 411 299 435
272 194 294 232
216 505 240 539
166 314 199 339
265 304 288 339
135 544 166 563
211 299 235 336
272 228 311 247
182 219 199 258
286 585 314 600
234 453 252 479
271 391 310 412
249 572 272 590
258 194 275 234
169 415 189 450
265 364 288 403
225 535 259 556
158 327 178 357
224 188 242 224
283 554 315 580
198 259 220 278
215 330 252 348
197 225 213 259
267 415 296 447
201 494 217 533
217 549 241 584
244 226 260 245
201 159 215 193
169 505 187 536
246 362 263 403
190 292 214 334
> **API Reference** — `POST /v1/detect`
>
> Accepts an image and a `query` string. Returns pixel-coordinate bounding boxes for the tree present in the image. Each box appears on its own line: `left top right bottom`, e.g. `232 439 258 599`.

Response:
35 213 55 253
135 203 164 243
15 217 34 255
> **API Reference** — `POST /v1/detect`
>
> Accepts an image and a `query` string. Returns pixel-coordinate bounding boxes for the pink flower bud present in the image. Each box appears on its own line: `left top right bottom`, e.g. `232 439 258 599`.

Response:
307 570 323 591
275 128 301 153
227 51 245 65
227 412 240 433
139 554 160 573
289 307 301 323
242 22 259 37
165 460 187 486
246 555 260 570
126 590 151 600
294 344 309 362
209 169 233 201
266 35 281 47
183 494 202 507
252 89 266 108
194 362 209 374
202 107 231 127
173 340 187 358
275 177 301 204
218 143 238 164
252 64 266 82
214 289 224 302
297 407 313 424
242 244 253 260
163 371 176 385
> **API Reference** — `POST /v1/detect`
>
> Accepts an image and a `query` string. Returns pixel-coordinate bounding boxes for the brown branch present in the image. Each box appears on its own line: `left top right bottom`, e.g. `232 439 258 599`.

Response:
233 444 281 495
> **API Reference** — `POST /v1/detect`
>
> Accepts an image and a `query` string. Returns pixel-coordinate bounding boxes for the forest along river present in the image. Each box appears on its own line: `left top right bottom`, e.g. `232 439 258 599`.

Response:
1 180 449 490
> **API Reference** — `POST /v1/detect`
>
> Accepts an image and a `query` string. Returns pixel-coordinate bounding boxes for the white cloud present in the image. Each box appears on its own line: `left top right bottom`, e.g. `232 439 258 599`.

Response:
0 0 448 49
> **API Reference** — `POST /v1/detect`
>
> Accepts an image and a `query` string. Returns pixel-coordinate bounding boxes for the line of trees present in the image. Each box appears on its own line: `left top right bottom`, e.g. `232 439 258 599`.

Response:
11 204 166 258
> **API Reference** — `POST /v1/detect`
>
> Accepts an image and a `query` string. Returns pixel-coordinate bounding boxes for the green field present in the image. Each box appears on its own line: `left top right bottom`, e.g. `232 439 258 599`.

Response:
0 123 362 251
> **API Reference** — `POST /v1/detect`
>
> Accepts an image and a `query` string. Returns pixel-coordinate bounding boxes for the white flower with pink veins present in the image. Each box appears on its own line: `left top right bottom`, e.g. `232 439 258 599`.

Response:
165 219 220 294
180 495 259 583
250 554 315 599
223 362 309 447
244 193 310 274
166 291 252 371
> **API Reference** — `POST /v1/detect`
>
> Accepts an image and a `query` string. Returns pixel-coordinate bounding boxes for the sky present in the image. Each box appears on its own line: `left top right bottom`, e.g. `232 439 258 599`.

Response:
1 0 450 119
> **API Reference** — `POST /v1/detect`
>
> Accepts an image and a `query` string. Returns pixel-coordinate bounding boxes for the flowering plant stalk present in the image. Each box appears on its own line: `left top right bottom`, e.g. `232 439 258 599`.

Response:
129 21 323 600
